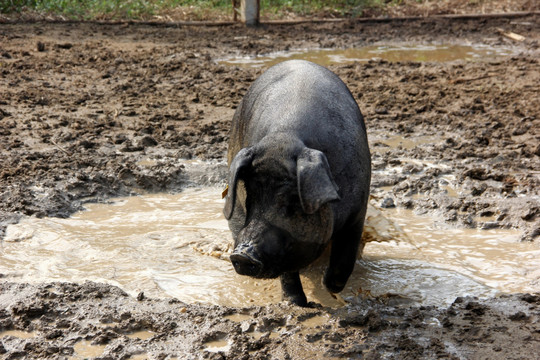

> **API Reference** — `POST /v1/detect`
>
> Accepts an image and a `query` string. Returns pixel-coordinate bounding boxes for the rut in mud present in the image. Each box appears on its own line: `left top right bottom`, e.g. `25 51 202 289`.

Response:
0 13 539 360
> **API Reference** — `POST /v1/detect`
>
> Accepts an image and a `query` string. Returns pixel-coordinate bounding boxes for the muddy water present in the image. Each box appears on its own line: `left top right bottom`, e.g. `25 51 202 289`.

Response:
0 330 37 339
2 188 279 307
359 209 539 303
204 339 231 353
2 188 538 307
219 44 514 68
71 341 107 360
0 330 110 360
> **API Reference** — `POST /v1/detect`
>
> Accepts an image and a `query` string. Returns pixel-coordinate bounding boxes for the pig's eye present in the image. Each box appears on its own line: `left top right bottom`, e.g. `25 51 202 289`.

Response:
283 204 295 217
281 195 299 217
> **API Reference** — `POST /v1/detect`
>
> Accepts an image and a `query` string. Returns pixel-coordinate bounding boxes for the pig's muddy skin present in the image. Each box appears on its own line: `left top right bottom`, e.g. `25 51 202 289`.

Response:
225 60 371 306
1 11 539 360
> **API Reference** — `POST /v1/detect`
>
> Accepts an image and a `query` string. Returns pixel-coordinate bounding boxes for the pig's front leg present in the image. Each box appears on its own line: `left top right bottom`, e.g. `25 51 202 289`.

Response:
280 271 307 307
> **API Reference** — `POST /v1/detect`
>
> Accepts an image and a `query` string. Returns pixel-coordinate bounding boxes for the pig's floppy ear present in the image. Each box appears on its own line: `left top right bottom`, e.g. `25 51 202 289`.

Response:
297 148 340 214
224 147 254 220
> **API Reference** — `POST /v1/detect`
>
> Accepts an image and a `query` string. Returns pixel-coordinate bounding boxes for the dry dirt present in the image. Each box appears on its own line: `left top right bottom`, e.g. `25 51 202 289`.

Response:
0 12 539 360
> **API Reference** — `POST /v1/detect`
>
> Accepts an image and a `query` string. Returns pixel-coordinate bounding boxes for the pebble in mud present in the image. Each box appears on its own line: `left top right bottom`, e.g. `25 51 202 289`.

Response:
380 197 396 208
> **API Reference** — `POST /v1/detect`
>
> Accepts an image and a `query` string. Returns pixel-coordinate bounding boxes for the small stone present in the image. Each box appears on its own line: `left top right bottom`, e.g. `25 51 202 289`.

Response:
480 221 499 230
380 197 395 208
508 311 529 321
444 210 458 222
240 321 253 332
471 183 487 196
534 144 540 157
45 329 63 339
521 206 538 221
139 135 158 148
120 312 131 320
56 43 73 50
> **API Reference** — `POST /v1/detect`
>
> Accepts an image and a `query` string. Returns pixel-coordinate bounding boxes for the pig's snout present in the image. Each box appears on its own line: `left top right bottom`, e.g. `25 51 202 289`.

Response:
231 225 290 278
230 250 263 277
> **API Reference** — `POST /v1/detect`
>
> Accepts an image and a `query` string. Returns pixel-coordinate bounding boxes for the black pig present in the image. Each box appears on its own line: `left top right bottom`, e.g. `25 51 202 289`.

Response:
224 60 371 306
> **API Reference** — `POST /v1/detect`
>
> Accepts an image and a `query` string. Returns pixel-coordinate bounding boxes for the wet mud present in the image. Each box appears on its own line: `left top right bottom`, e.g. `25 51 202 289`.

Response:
1 13 539 359
1 282 539 359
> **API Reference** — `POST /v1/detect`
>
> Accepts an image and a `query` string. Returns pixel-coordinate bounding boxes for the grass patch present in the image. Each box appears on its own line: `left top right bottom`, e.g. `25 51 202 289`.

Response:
0 0 393 20
1 0 164 19
262 0 392 18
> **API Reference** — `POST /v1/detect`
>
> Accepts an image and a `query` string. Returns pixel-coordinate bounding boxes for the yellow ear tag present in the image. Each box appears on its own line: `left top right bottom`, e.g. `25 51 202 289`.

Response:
222 185 229 199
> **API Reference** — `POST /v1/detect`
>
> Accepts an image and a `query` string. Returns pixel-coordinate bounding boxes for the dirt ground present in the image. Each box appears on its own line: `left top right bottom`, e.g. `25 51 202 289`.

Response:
0 11 539 360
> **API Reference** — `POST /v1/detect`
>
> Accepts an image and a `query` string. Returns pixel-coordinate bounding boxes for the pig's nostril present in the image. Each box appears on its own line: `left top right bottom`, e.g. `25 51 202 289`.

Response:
230 253 263 276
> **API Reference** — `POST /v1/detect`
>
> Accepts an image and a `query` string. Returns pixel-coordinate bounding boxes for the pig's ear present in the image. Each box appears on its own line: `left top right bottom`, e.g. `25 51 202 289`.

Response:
297 148 340 214
224 147 254 220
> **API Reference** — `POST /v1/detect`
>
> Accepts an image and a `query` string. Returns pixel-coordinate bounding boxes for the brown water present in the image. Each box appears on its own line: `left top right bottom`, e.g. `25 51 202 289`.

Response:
0 330 37 339
71 340 107 360
362 209 539 299
2 188 538 307
219 44 514 68
127 330 155 340
203 338 231 353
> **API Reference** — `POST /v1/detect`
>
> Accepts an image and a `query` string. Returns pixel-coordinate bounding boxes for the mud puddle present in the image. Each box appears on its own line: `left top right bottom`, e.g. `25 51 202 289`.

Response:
219 44 515 68
0 330 37 339
70 341 107 360
3 187 538 308
0 330 111 360
362 208 540 303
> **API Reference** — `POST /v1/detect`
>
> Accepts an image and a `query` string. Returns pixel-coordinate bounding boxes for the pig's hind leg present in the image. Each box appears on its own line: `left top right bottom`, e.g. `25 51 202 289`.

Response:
323 216 366 294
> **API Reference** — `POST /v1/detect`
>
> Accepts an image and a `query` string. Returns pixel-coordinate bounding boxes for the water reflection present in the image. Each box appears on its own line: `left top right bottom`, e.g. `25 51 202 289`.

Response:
219 44 514 68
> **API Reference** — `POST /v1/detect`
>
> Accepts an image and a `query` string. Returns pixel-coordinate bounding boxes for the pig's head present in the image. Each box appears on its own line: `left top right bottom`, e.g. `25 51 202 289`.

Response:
224 134 340 279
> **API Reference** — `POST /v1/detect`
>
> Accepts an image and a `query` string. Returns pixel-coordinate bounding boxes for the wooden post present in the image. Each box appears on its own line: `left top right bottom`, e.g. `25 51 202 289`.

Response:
240 0 259 26
232 0 240 22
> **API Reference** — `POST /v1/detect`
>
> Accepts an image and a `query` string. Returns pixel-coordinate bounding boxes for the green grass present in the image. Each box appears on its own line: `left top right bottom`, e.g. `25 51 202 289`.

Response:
0 0 398 20
262 0 391 18
1 0 163 19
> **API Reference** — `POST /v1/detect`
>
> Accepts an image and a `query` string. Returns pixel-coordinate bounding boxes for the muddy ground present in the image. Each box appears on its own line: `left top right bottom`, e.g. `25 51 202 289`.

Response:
0 13 539 359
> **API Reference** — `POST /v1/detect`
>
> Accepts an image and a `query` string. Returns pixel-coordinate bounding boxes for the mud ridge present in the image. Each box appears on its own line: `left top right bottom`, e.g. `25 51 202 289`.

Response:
1 282 539 359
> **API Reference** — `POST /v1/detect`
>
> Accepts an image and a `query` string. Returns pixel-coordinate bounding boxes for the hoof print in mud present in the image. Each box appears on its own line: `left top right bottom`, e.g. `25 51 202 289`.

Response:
224 60 371 306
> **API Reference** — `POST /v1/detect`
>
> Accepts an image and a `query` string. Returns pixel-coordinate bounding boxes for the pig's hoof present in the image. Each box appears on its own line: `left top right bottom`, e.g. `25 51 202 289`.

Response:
282 292 308 307
323 275 346 294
